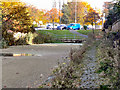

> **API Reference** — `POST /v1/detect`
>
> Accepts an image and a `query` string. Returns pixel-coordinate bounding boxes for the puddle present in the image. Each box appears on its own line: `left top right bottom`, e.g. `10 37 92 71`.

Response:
0 53 34 57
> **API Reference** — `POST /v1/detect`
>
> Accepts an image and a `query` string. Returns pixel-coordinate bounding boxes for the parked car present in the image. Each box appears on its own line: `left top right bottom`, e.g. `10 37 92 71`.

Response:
67 23 81 30
80 26 84 30
57 24 67 30
46 24 52 29
46 23 59 30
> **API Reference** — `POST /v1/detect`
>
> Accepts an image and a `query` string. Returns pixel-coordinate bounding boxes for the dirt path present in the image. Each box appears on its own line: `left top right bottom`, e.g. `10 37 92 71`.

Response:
69 30 88 38
80 46 103 88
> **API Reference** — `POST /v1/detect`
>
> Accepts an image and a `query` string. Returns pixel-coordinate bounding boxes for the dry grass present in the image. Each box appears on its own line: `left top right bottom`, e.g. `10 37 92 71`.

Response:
96 32 120 89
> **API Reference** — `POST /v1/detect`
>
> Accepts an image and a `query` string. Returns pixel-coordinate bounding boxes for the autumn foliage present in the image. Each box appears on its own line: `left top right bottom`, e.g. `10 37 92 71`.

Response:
61 1 94 25
27 5 46 24
61 1 102 26
84 8 100 26
2 1 34 45
44 8 63 23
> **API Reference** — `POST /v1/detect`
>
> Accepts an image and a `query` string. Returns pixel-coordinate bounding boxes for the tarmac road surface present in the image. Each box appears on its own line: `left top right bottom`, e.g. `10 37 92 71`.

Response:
2 43 80 88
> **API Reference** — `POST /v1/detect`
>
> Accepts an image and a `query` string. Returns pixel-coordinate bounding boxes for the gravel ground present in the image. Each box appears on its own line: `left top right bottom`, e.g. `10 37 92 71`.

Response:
80 46 104 88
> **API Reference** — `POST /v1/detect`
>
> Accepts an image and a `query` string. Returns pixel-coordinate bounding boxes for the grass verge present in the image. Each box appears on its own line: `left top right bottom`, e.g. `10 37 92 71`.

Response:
77 30 100 35
37 30 85 39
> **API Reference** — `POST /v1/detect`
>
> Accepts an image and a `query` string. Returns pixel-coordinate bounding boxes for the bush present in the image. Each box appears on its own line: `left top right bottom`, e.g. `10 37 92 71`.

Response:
14 38 28 45
33 33 44 44
33 33 56 44
96 33 120 88
33 24 38 27
83 25 87 30
0 38 9 49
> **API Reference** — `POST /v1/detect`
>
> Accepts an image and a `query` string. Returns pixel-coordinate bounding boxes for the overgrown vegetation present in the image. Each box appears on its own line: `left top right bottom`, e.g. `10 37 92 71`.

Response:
96 32 120 89
95 1 120 88
2 2 35 47
0 38 9 48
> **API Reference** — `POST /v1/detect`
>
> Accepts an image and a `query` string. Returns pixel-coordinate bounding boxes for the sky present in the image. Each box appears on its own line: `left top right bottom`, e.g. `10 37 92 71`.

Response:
20 0 113 11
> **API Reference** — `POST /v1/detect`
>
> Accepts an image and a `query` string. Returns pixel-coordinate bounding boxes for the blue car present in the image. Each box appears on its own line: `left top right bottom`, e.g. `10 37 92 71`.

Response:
67 23 81 30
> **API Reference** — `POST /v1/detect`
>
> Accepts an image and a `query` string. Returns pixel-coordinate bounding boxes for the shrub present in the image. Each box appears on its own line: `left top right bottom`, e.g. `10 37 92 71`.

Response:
14 38 28 45
33 33 56 44
51 62 82 88
25 32 37 44
33 24 38 27
33 33 44 44
0 38 9 48
83 25 87 30
96 32 120 88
